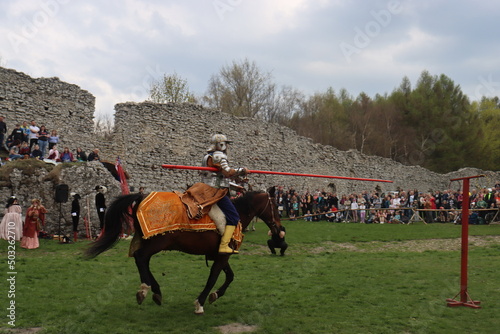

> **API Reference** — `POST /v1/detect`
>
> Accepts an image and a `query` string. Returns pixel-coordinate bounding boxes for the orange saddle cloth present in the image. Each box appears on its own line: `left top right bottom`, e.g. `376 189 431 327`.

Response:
137 192 216 238
136 191 243 244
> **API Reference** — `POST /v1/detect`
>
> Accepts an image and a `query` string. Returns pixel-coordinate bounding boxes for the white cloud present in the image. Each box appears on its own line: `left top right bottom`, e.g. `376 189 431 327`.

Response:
1 0 500 114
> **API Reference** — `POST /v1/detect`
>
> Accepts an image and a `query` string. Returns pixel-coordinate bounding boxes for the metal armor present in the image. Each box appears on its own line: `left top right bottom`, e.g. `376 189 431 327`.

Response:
201 151 246 189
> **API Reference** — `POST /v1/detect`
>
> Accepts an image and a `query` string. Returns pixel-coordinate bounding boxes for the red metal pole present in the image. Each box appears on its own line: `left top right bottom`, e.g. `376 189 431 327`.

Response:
446 175 483 308
460 178 470 303
161 164 393 183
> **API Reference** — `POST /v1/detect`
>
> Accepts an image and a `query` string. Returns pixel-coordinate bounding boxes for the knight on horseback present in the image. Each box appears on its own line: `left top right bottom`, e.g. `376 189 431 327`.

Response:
201 134 248 254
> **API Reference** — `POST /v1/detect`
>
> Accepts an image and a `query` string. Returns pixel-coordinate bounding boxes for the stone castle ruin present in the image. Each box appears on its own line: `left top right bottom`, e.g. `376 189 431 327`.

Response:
1 66 498 235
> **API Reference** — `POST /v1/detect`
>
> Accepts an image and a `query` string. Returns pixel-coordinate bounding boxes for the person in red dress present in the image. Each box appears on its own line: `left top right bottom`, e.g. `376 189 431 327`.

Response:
21 199 47 249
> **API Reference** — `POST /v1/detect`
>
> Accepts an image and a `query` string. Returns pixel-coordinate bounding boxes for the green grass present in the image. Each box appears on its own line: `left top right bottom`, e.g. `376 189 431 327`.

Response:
1 222 500 333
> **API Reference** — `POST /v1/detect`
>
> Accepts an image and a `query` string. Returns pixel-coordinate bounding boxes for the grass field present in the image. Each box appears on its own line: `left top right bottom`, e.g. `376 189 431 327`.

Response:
1 221 500 334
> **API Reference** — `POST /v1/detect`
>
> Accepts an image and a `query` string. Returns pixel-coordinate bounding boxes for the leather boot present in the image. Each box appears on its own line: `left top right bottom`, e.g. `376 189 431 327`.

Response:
218 225 238 254
73 231 78 242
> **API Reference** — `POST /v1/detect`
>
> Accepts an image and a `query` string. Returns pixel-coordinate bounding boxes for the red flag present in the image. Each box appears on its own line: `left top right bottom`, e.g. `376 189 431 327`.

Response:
115 157 130 195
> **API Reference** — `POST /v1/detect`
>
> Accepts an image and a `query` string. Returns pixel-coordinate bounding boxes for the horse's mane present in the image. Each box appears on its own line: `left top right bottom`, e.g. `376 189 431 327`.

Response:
232 190 266 217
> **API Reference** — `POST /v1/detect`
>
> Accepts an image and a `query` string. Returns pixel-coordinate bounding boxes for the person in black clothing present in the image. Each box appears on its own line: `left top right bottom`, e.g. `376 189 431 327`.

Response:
9 124 24 146
0 116 7 152
88 148 100 161
95 186 107 229
71 193 81 242
267 225 288 256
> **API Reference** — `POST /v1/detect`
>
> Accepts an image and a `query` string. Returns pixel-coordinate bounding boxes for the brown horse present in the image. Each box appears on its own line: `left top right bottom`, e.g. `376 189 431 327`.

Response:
86 186 282 314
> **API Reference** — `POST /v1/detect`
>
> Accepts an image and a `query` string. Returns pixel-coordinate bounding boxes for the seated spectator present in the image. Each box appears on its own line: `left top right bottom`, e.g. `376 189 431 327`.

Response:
325 206 337 222
19 141 30 156
8 146 23 160
60 147 75 162
48 129 59 150
75 147 87 161
47 144 61 161
30 144 43 160
87 148 100 161
304 210 312 222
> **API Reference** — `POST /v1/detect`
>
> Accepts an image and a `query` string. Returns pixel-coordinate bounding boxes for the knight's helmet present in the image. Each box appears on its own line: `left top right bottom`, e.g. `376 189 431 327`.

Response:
208 134 232 152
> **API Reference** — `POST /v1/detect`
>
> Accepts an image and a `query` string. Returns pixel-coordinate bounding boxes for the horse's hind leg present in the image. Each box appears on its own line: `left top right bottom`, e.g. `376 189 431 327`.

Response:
209 263 234 304
134 248 162 305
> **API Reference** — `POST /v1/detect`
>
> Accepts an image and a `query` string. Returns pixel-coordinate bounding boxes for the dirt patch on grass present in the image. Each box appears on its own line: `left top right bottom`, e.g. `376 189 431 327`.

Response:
246 236 500 255
315 235 500 253
2 328 43 334
215 323 258 334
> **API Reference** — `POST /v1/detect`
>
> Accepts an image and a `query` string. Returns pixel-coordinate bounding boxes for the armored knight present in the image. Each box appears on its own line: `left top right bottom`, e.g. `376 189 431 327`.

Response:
202 134 247 254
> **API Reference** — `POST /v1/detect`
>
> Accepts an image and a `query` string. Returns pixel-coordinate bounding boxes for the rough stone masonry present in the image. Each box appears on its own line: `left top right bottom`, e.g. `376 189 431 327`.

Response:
1 66 499 206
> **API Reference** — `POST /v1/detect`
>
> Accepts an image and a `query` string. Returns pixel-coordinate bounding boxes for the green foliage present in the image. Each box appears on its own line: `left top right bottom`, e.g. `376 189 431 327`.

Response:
149 73 196 104
2 222 500 333
282 69 497 173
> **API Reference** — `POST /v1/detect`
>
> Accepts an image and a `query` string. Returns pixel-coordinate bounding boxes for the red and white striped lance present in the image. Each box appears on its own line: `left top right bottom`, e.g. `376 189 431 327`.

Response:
161 164 393 183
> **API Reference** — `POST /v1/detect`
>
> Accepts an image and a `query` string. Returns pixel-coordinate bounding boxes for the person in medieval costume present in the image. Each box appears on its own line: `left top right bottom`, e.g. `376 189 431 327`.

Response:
71 193 81 242
95 186 107 229
201 134 248 254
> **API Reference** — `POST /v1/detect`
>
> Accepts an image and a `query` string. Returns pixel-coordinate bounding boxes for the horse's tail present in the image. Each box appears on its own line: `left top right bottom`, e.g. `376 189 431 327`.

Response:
85 193 144 258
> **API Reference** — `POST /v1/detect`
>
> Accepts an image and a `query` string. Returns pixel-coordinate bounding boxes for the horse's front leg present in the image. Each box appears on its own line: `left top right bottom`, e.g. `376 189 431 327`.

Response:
209 263 234 304
194 256 229 315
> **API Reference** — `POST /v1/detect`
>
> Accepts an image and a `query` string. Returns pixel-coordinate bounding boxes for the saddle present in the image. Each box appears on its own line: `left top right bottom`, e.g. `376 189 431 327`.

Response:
174 183 228 219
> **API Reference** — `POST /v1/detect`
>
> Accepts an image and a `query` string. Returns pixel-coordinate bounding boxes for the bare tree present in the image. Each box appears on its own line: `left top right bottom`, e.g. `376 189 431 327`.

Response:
94 114 114 141
203 59 276 119
149 73 196 104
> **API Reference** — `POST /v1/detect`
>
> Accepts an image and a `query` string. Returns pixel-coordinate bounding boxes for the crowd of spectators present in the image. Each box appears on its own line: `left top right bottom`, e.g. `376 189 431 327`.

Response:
0 116 101 165
274 183 500 224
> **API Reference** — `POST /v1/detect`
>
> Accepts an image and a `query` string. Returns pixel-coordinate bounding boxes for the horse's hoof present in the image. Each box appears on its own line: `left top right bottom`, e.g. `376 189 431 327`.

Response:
153 293 162 306
209 292 218 304
194 299 204 315
136 291 145 305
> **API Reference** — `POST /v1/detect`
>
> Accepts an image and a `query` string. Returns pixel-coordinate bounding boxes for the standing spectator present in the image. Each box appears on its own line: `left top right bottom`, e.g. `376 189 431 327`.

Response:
37 125 49 158
0 116 9 152
88 148 101 161
48 129 60 150
28 120 40 151
95 186 107 229
21 199 47 249
9 123 24 144
75 147 87 161
267 225 288 256
20 121 30 143
0 116 7 152
71 193 81 242
0 196 23 241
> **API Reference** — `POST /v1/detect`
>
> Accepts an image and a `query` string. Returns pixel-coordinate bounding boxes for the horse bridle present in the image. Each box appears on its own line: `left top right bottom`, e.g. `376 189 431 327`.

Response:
257 193 279 232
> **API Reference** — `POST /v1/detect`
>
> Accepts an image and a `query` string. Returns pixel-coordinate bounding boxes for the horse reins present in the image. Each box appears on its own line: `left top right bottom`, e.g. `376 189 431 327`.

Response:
257 194 279 231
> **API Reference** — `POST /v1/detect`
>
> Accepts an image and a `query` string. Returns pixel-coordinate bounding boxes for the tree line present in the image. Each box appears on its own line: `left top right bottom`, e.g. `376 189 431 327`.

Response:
148 59 500 174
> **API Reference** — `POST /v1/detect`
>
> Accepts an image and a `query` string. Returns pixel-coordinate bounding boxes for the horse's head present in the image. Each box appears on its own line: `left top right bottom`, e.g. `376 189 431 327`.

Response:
257 186 283 235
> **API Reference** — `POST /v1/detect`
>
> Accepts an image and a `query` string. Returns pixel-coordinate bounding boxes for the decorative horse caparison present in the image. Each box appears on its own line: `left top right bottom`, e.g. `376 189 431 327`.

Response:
85 186 282 314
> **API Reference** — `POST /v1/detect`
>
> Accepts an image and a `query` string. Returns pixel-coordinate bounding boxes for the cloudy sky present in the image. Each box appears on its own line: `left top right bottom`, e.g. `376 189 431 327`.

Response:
1 0 499 117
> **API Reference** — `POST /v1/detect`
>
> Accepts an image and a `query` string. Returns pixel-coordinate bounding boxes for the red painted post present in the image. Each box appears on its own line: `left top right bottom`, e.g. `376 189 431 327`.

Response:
161 164 393 183
446 175 483 309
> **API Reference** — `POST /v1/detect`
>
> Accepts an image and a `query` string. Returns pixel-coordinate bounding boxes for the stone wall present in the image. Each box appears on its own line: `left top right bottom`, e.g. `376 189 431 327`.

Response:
1 66 499 211
113 102 500 195
0 67 97 153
